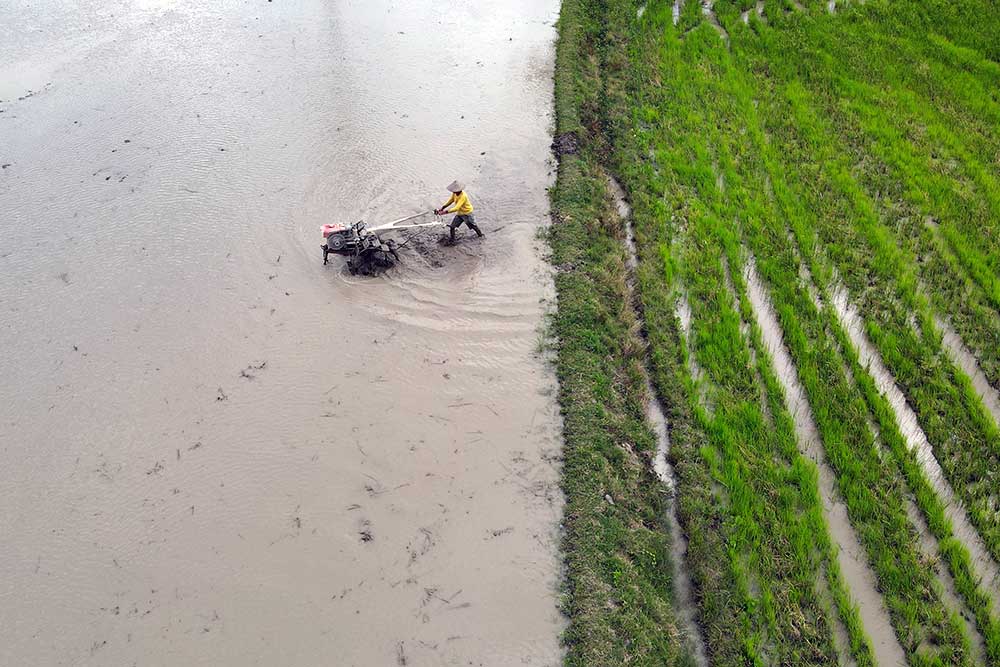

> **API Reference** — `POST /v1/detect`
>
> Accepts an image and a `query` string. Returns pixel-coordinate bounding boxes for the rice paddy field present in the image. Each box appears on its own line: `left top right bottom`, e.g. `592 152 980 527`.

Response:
549 0 1000 664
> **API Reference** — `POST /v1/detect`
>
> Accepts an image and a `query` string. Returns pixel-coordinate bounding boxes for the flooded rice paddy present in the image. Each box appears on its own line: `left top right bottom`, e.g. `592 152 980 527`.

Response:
832 288 1000 613
0 1 564 665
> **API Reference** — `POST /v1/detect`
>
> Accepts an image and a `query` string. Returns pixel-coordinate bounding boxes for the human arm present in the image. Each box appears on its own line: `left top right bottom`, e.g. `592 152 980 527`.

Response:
435 193 457 215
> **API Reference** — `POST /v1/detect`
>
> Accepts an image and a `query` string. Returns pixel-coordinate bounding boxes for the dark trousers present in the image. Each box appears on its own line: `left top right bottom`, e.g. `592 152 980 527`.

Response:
450 214 483 240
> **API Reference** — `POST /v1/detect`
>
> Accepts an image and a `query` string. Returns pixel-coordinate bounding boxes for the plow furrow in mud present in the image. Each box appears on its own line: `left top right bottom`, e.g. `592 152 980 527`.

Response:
743 261 906 667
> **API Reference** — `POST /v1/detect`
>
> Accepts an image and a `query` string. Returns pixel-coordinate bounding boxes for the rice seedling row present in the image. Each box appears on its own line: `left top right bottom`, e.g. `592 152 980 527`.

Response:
629 18 989 665
548 2 694 664
753 71 1000 566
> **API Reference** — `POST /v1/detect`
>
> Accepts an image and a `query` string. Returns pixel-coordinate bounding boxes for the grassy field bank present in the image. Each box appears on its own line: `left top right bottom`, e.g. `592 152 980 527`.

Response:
549 1 690 663
550 0 1000 664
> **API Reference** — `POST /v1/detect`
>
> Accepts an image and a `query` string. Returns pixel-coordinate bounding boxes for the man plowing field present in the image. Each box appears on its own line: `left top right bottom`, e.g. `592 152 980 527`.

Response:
435 180 484 245
322 180 484 273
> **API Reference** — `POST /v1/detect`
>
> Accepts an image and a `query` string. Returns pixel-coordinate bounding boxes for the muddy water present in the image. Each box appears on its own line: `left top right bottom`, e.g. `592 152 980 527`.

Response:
0 1 565 665
608 177 708 667
831 288 1000 614
744 263 907 667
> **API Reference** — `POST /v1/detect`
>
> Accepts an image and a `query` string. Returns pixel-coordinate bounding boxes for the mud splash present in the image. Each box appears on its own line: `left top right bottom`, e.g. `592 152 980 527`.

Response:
744 262 907 667
831 288 1000 613
0 1 565 664
935 316 1000 429
608 176 708 667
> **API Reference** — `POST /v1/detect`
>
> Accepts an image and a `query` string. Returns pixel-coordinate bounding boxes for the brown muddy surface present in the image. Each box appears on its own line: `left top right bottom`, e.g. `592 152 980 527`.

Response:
0 1 564 665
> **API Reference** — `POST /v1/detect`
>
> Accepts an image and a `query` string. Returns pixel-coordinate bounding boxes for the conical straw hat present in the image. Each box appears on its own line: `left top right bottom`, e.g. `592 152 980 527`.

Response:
447 180 464 193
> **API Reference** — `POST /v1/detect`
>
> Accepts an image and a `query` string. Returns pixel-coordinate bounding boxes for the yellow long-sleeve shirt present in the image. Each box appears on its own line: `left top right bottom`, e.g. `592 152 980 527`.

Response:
442 191 474 215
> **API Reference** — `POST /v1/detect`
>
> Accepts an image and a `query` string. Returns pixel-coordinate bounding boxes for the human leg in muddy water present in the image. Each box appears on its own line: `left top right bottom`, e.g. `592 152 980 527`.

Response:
447 213 484 243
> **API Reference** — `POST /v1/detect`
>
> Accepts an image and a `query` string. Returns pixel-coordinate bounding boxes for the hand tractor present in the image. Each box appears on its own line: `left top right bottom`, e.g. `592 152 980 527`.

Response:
321 212 441 275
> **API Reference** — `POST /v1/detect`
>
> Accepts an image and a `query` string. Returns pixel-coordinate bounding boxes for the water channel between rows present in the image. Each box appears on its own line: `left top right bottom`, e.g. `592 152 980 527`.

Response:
936 316 1000 431
0 2 565 665
832 289 1000 614
744 262 907 667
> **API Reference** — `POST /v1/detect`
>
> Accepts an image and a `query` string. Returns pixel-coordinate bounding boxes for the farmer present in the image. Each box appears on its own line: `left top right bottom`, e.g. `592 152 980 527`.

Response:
435 180 484 244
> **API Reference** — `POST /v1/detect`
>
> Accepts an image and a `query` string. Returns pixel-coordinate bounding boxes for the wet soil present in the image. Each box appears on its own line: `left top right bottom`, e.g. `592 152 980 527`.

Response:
550 131 579 157
0 1 564 665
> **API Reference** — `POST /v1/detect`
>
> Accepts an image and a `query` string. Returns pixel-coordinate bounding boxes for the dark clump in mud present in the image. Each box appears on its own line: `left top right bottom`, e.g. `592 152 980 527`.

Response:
551 132 579 156
406 232 484 270
407 236 451 268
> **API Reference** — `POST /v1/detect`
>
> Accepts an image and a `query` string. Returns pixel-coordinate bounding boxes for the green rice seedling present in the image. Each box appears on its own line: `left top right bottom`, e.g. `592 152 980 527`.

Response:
624 11 876 666
733 43 1000 663
738 80 1000 663
622 5 989 663
755 77 1000 565
741 1 1000 387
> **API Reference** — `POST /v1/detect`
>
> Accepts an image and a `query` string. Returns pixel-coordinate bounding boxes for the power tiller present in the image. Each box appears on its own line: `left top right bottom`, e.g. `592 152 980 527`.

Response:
321 211 441 275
